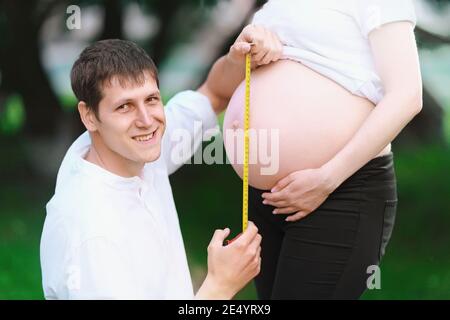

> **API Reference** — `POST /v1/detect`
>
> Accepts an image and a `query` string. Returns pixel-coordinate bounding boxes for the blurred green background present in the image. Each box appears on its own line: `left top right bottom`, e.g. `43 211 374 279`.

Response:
0 0 449 299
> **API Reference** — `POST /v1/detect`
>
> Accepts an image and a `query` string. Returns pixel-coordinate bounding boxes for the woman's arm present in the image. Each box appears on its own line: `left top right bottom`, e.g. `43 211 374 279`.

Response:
321 21 422 188
262 21 422 222
198 25 282 114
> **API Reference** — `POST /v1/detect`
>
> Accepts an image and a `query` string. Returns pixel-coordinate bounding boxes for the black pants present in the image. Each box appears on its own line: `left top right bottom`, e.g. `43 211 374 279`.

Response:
249 152 398 299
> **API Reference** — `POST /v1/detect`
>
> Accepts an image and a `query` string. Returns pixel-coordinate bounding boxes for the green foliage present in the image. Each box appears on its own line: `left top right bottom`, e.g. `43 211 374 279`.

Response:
0 94 25 135
445 104 450 144
59 93 78 112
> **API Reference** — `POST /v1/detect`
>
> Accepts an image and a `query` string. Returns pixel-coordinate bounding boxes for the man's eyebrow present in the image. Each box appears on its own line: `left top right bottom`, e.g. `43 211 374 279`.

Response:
146 91 161 98
112 90 160 106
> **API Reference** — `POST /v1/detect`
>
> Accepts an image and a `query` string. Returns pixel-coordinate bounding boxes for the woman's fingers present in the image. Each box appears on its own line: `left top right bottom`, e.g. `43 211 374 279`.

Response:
234 42 252 55
234 24 282 67
251 26 273 64
257 30 275 65
252 47 269 64
285 211 308 222
259 49 275 66
261 187 290 202
260 31 281 65
262 197 290 208
272 207 297 214
272 173 294 193
228 42 251 63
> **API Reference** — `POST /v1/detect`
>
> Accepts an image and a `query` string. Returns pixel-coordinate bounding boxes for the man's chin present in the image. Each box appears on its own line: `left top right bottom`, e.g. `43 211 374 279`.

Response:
141 149 162 164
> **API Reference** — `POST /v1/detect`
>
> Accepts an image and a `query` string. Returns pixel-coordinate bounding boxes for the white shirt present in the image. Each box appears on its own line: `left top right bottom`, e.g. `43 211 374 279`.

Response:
252 0 417 104
40 90 218 299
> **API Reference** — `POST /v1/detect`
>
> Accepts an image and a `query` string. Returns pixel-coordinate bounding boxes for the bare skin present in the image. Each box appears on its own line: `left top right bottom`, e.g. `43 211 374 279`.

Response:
224 21 422 222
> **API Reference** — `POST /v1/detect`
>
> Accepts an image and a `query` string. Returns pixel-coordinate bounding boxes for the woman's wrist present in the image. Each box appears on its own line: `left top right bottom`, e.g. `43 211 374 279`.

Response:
320 158 347 193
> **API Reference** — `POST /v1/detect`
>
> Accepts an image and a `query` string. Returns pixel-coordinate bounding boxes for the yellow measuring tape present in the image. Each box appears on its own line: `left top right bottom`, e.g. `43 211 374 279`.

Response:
242 53 251 232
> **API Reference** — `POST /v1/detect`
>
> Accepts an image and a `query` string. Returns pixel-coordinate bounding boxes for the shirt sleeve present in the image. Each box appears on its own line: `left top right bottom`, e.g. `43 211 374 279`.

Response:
355 0 417 38
161 90 218 175
65 237 140 299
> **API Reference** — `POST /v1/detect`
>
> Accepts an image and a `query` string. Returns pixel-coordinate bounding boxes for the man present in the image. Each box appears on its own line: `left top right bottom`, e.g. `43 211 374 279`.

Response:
40 26 283 299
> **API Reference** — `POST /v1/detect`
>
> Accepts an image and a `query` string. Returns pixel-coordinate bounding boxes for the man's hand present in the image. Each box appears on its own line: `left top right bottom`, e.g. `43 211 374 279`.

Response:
195 221 262 299
227 24 283 68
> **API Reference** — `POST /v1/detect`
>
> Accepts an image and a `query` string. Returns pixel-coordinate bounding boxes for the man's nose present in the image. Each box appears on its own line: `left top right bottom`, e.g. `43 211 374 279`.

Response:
135 105 153 128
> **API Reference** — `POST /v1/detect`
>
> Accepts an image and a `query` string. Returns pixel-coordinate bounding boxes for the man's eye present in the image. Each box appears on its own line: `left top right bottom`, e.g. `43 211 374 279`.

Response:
146 97 159 103
117 104 130 112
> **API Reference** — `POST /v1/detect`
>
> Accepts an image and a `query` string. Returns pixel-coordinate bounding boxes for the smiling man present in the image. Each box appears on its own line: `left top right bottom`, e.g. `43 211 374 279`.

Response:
40 27 283 300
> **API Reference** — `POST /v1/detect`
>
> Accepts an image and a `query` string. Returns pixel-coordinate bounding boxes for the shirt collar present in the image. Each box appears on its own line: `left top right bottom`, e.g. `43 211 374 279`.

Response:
73 143 154 192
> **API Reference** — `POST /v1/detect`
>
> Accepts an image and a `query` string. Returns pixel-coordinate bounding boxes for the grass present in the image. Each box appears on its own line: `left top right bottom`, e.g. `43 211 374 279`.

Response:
0 184 49 299
0 143 449 299
361 252 450 299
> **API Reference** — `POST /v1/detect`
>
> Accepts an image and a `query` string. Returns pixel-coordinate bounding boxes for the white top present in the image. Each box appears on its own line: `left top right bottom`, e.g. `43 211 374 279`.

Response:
252 0 417 104
40 90 218 299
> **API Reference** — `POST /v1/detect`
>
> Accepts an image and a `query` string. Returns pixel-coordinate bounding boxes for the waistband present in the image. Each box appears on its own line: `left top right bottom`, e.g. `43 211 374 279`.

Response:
340 151 396 188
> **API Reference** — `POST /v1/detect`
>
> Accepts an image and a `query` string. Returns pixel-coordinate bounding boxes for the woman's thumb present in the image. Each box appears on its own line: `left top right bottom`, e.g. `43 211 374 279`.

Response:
230 42 251 59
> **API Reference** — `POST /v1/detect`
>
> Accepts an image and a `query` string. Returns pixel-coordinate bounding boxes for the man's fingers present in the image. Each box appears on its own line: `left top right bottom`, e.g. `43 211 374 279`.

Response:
253 246 262 267
248 233 262 253
236 221 258 246
209 228 230 247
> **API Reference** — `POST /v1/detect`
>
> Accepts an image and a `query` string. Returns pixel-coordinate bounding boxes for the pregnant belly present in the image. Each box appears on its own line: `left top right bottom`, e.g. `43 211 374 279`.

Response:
223 59 390 190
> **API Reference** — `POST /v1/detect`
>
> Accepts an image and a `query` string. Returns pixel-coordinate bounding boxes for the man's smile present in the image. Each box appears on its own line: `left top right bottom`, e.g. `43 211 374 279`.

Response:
132 127 160 145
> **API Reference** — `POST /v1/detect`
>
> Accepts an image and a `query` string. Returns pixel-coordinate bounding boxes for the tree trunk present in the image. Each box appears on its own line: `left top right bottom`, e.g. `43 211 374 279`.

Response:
2 0 63 139
100 0 124 40
146 0 179 66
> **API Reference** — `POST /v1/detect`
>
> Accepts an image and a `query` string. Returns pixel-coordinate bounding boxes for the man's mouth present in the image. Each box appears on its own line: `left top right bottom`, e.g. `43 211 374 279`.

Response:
132 128 158 143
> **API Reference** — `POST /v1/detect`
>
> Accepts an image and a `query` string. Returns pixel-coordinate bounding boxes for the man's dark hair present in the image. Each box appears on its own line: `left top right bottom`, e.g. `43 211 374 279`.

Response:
71 39 159 119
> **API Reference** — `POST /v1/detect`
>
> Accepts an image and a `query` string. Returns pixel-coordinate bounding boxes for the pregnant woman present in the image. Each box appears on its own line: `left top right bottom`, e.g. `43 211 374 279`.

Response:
223 0 422 299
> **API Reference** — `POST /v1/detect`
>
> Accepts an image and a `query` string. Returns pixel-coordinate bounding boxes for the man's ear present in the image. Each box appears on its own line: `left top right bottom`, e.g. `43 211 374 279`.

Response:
78 101 98 131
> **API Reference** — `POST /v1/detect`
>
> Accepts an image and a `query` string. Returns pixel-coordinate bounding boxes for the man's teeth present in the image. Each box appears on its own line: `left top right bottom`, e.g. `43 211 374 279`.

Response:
134 132 154 141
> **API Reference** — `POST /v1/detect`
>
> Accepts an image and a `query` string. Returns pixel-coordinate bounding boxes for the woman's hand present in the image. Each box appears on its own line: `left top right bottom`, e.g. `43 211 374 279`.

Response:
227 24 283 68
261 167 338 222
198 24 282 114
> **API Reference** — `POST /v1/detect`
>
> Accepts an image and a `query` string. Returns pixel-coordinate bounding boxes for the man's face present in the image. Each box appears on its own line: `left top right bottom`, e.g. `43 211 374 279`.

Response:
94 72 165 167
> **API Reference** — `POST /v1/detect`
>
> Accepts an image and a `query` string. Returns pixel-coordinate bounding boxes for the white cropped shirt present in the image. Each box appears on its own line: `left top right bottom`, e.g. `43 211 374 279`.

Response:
252 0 417 104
